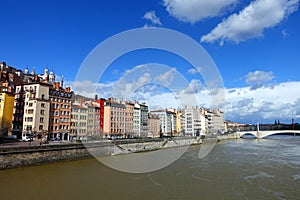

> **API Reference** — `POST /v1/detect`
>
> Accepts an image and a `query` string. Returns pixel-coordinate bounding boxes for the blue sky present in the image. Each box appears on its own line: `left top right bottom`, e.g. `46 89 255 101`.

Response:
1 0 300 124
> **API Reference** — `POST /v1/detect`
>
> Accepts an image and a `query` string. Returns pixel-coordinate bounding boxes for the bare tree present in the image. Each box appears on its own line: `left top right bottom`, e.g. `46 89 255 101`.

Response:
0 118 11 143
0 117 11 136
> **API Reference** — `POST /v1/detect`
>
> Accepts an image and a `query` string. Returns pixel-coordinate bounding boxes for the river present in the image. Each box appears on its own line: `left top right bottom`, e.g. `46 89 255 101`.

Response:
0 136 299 200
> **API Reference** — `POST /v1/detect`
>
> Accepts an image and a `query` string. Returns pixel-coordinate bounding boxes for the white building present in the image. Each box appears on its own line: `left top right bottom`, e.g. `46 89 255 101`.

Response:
150 110 176 136
180 107 224 136
133 102 148 138
181 106 204 136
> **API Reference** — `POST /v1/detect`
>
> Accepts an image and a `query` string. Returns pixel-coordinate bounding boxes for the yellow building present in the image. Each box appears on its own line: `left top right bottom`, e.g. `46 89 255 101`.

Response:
0 92 15 135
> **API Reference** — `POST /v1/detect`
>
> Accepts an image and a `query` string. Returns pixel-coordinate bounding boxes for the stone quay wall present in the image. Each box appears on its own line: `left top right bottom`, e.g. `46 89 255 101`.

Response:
0 137 203 170
0 142 113 170
217 133 240 140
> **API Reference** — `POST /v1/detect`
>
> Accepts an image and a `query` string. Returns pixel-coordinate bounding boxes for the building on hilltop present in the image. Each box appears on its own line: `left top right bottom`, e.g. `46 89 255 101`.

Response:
0 61 23 93
10 65 73 140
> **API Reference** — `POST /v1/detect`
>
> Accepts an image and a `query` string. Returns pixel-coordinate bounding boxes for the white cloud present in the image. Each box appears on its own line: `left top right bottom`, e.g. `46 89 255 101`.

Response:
245 70 275 89
69 78 300 123
143 10 162 26
225 81 300 123
187 66 203 75
282 29 289 38
68 80 115 99
163 0 238 23
154 68 176 86
201 0 299 45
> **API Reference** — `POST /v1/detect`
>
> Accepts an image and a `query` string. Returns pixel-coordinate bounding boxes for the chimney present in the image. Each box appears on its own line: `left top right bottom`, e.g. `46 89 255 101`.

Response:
61 75 64 88
80 98 84 106
65 87 71 93
54 82 60 89
34 75 40 82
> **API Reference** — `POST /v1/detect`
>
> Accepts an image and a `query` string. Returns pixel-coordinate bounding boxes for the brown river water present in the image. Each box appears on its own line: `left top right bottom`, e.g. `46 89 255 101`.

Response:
0 136 300 200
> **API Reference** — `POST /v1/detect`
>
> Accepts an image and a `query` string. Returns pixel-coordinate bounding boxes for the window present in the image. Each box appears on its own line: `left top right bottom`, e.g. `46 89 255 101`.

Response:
28 109 34 114
41 94 45 100
26 117 33 122
40 117 44 123
28 102 33 107
39 125 43 130
41 103 45 108
40 109 45 115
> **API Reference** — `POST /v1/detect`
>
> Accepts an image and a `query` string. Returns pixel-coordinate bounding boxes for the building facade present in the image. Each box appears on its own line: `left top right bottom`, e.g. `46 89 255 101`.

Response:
22 83 50 138
150 110 176 136
0 92 15 135
48 82 72 141
70 104 88 140
103 98 126 138
148 113 160 138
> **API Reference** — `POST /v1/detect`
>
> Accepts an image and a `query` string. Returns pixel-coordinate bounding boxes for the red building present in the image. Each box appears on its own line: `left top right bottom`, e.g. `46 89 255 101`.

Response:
96 98 106 136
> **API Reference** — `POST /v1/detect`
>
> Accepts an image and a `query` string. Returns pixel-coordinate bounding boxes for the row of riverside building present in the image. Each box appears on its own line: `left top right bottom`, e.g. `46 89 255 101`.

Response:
0 61 225 141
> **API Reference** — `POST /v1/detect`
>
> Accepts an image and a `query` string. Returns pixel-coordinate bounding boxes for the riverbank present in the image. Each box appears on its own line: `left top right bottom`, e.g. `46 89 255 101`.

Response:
0 137 203 170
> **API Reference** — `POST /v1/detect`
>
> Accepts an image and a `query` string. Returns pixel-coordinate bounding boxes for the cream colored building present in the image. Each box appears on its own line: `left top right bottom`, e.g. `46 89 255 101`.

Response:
70 104 88 140
22 83 50 138
125 102 134 137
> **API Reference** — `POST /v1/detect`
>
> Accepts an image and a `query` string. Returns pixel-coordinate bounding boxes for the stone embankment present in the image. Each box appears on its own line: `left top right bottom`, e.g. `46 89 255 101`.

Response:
0 137 202 170
217 133 240 140
0 142 113 170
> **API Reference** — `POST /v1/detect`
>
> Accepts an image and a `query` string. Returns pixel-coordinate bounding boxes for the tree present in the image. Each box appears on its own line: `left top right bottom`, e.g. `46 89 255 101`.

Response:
0 117 11 136
0 118 12 143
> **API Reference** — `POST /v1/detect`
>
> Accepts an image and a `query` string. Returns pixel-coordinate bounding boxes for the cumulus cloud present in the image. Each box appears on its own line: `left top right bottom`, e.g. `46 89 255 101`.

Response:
155 68 176 86
201 0 299 45
225 81 300 123
282 29 289 38
245 70 275 89
187 66 203 75
70 78 300 123
163 0 238 23
143 10 162 26
68 80 115 98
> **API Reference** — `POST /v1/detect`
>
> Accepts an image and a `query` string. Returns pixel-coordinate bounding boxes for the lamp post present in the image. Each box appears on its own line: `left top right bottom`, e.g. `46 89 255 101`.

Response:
292 118 295 138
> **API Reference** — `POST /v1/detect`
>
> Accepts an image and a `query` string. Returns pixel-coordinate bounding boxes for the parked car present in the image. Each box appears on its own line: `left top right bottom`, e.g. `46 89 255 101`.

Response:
22 133 34 142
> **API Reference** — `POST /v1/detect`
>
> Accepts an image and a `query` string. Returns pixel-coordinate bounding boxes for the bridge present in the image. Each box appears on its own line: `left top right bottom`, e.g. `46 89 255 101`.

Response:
237 130 300 139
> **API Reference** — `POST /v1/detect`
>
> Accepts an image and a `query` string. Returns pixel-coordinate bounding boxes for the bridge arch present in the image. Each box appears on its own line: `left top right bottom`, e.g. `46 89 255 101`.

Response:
239 132 257 138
